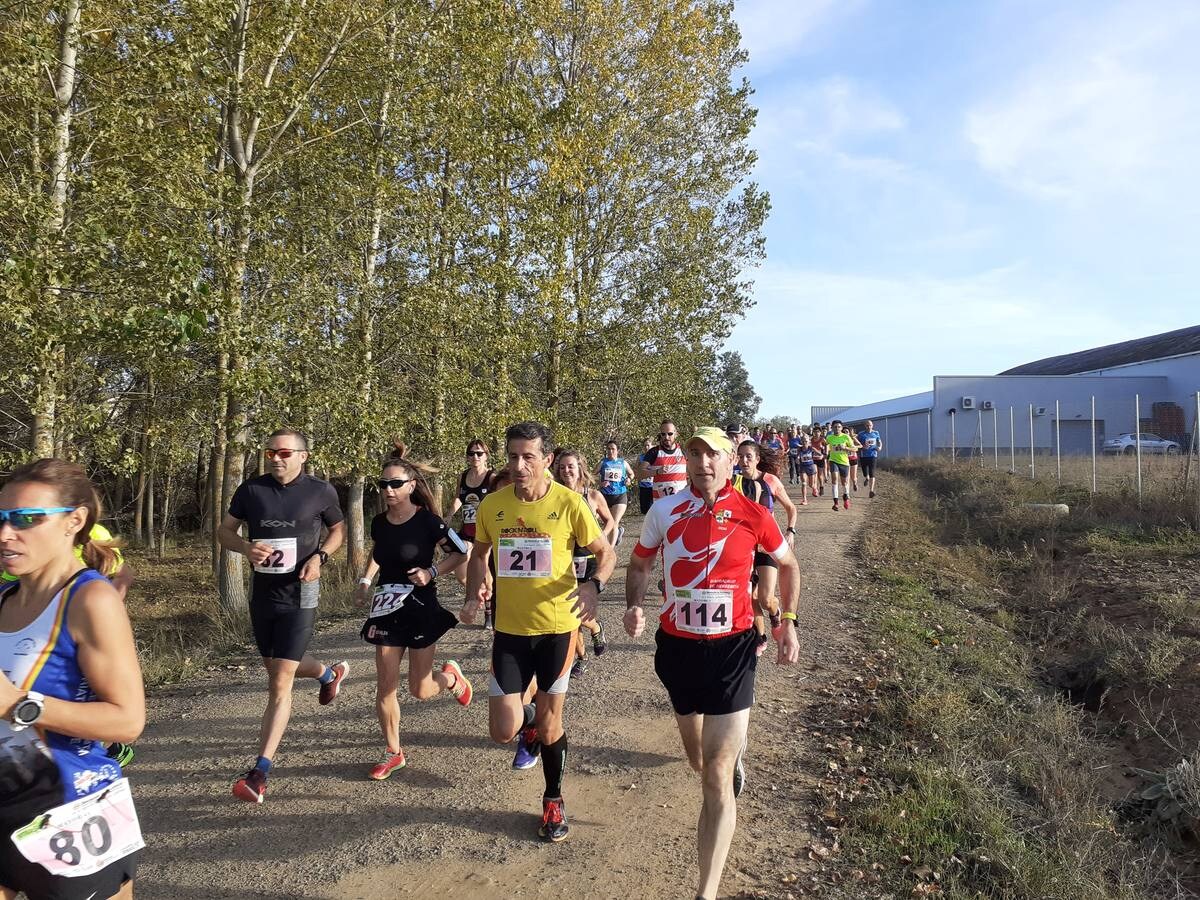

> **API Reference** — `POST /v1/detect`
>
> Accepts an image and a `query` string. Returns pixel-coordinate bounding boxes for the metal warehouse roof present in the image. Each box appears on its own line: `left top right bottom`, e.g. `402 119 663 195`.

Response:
999 324 1200 376
815 391 934 424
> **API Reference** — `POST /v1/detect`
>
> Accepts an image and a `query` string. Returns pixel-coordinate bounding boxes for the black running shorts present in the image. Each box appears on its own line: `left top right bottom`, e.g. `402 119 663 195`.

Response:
361 597 457 650
830 462 850 479
753 550 778 570
250 599 316 661
638 485 653 515
603 491 628 509
859 457 877 477
654 627 758 716
0 836 139 900
490 630 575 697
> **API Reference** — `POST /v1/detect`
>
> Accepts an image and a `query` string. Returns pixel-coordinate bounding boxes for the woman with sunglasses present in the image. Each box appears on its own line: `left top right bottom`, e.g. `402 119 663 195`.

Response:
0 459 145 900
553 450 615 676
355 444 471 780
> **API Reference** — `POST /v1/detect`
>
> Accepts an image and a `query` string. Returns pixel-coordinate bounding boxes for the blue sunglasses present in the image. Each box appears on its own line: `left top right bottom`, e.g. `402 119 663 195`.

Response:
0 508 76 530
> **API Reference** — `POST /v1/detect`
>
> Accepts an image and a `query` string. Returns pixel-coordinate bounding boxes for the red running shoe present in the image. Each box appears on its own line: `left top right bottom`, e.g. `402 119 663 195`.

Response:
539 797 569 842
318 660 350 706
232 768 267 804
442 660 472 707
369 749 407 780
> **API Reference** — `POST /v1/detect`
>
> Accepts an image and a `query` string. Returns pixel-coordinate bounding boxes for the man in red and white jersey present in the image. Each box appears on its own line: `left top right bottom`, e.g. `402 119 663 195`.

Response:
638 419 688 500
624 426 801 900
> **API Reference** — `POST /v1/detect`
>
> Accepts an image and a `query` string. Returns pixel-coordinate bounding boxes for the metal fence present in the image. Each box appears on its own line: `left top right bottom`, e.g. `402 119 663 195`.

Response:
874 392 1200 520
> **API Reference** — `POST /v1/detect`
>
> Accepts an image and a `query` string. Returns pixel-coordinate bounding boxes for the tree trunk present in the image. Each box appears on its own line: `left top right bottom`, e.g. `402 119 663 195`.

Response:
144 460 156 553
133 427 148 544
347 475 367 575
157 467 173 557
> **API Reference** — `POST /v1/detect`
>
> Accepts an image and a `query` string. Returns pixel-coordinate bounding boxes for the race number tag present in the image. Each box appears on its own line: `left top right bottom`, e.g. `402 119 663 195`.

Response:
672 588 734 636
658 484 677 497
253 537 297 574
462 503 478 525
12 778 144 878
572 555 590 579
369 583 414 618
604 468 622 483
497 537 552 578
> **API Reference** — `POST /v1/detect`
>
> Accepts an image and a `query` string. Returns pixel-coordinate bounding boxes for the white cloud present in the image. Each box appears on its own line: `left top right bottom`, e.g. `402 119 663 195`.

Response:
965 3 1200 203
733 0 854 75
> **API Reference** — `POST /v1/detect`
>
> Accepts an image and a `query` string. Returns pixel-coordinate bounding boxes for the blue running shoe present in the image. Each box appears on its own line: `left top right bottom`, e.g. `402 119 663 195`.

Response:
512 726 541 770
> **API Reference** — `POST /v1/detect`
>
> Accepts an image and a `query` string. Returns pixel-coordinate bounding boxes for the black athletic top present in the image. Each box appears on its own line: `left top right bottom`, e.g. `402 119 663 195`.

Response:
229 474 343 605
456 469 494 534
371 508 468 604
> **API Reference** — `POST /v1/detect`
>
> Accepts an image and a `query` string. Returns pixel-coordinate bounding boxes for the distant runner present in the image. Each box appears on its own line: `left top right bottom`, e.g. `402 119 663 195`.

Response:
857 420 883 498
596 440 635 546
825 421 855 511
640 420 687 501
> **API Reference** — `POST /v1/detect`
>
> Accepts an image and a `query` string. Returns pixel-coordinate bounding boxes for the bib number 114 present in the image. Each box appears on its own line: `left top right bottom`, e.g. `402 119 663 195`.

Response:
672 588 733 636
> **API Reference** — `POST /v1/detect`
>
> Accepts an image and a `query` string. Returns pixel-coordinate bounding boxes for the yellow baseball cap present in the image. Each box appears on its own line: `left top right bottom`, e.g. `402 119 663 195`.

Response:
687 426 733 454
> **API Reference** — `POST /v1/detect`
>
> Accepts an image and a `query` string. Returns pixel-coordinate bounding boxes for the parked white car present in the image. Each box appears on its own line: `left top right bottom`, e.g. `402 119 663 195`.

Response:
1101 433 1179 455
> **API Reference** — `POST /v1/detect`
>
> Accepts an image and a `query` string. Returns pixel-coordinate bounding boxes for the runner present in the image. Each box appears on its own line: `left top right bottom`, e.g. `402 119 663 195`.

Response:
554 449 615 677
217 428 348 804
762 427 783 452
637 437 655 515
0 459 145 900
595 440 635 547
354 446 471 780
447 439 494 596
461 421 616 842
811 426 828 496
640 420 687 501
1 521 138 769
623 427 801 900
857 419 883 498
735 442 797 654
786 426 804 484
825 420 856 511
797 433 819 504
847 428 863 492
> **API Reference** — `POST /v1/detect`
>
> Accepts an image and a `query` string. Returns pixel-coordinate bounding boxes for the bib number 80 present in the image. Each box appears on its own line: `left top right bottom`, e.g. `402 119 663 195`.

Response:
50 816 111 866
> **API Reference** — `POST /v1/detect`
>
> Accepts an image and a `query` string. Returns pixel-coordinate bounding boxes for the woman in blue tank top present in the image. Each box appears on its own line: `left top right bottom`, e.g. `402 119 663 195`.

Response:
595 440 635 548
0 459 145 900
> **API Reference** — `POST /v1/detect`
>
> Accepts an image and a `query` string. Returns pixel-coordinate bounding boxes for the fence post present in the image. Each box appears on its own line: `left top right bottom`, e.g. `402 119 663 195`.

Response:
1055 399 1061 482
993 406 999 469
1029 403 1035 479
1009 405 1016 473
950 410 957 462
976 408 984 467
1135 394 1142 504
1090 395 1097 494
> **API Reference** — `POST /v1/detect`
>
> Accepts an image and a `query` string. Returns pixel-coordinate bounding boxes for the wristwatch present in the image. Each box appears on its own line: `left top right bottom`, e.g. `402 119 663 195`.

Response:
314 549 329 566
12 691 45 731
588 576 605 595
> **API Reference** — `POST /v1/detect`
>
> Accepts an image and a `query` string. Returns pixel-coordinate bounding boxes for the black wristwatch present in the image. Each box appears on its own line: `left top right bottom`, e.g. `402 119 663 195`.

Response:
588 576 605 595
314 549 329 566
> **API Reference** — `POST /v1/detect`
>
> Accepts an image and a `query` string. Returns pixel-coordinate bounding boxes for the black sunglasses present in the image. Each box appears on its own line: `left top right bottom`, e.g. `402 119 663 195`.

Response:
466 450 487 457
377 478 412 490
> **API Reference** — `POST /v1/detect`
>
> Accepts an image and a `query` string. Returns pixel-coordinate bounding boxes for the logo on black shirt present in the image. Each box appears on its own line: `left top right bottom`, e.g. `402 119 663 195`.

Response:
260 519 296 528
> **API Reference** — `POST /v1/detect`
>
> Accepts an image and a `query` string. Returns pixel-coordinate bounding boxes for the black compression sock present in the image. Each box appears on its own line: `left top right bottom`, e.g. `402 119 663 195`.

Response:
542 733 567 799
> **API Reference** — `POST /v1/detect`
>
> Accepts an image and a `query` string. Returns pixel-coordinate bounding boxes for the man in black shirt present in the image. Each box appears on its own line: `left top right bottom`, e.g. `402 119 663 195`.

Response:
217 428 347 804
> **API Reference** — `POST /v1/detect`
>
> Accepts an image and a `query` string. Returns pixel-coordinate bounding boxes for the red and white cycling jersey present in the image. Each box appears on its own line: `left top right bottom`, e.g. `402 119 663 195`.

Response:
645 445 687 500
633 483 787 639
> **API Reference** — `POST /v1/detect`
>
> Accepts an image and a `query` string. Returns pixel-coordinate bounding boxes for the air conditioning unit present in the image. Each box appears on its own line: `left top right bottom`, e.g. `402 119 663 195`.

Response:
981 400 994 410
1033 406 1047 416
961 396 975 410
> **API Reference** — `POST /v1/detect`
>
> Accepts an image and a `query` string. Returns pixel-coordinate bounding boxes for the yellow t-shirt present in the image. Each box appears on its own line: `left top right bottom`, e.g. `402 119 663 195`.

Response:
0 523 122 583
475 481 602 636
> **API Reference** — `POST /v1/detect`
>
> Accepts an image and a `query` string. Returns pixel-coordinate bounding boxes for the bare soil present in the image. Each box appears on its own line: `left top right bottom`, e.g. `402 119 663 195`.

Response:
132 484 876 899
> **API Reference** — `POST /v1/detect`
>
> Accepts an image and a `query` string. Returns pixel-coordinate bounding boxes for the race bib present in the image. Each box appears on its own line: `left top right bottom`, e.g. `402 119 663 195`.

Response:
572 555 591 579
604 468 622 483
658 484 677 496
12 778 144 878
497 537 553 578
462 504 478 525
672 588 734 636
369 583 414 618
253 537 297 574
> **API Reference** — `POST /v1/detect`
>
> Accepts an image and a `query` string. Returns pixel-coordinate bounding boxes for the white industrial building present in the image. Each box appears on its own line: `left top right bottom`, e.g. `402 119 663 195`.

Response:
811 325 1200 457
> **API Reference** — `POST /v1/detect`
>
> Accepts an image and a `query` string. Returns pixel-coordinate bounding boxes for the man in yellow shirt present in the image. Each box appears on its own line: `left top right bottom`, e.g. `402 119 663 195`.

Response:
825 420 856 511
463 421 616 842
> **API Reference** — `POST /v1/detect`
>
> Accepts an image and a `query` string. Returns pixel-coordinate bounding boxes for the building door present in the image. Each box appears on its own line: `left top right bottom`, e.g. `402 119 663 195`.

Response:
1057 420 1104 455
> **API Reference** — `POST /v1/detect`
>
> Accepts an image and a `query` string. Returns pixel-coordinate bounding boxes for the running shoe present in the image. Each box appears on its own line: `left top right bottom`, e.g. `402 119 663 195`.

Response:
484 611 494 631
107 742 135 768
539 797 569 842
318 660 350 706
591 622 608 656
571 658 587 678
513 726 541 770
733 741 747 798
442 660 472 706
843 496 851 510
800 499 808 506
869 490 876 498
615 526 625 547
832 500 840 511
819 486 825 496
232 768 267 804
369 749 407 780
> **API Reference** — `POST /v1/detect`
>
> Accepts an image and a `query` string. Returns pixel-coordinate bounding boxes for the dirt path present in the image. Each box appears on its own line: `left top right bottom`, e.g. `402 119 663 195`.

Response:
133 484 872 899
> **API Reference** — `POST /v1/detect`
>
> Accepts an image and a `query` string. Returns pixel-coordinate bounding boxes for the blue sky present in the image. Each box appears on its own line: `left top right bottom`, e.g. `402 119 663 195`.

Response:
726 0 1200 419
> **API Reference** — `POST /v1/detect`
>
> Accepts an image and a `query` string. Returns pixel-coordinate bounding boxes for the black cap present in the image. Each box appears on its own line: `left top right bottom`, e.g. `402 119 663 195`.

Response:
724 423 743 434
